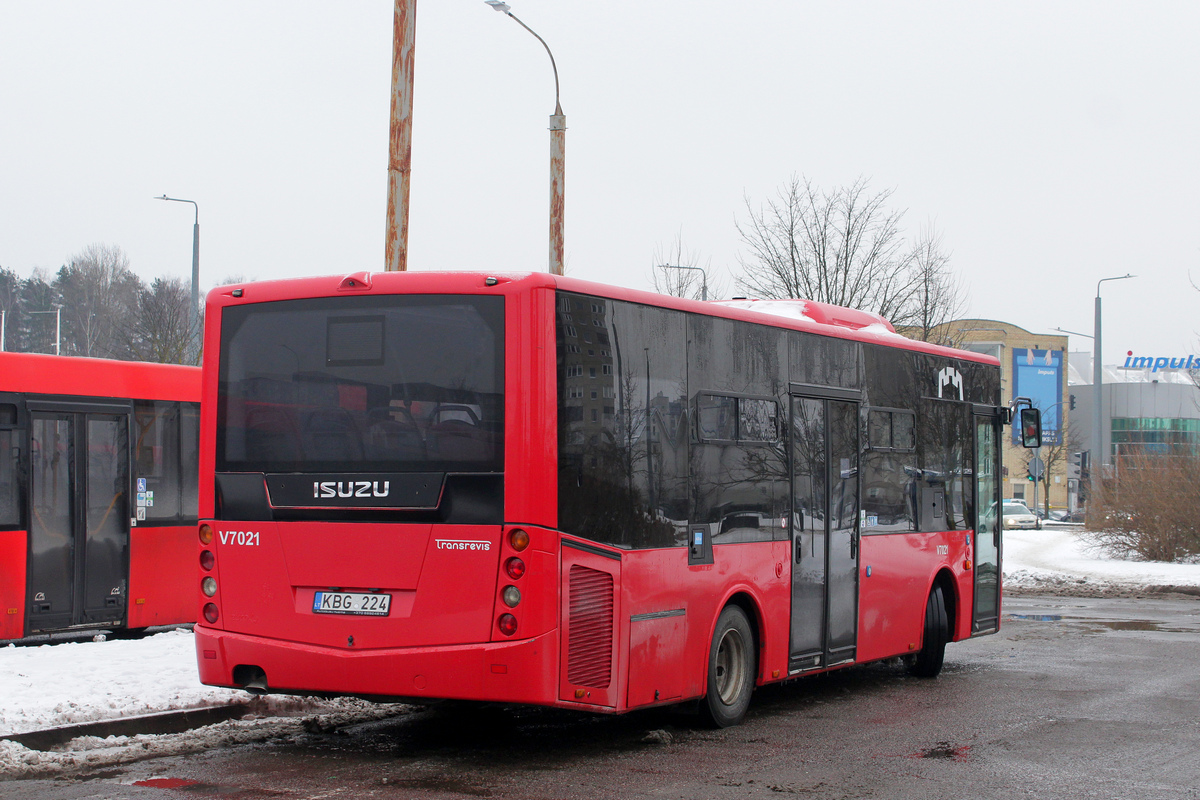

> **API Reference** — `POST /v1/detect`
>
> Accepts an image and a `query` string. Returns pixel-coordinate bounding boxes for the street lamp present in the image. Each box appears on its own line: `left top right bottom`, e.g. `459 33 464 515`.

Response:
156 195 200 363
1092 273 1136 504
484 1 566 275
29 306 62 356
657 264 709 301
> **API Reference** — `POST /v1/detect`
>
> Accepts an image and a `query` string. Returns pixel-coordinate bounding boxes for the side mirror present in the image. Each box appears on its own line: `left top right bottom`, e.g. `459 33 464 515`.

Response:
1019 408 1042 448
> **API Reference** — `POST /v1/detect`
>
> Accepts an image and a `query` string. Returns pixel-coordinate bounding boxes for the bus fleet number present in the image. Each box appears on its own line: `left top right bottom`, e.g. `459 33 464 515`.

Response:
220 530 260 546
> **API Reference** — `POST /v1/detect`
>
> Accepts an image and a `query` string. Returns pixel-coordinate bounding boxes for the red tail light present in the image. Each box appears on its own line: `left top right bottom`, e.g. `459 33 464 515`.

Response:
200 550 215 571
497 614 517 636
504 557 525 580
203 603 219 624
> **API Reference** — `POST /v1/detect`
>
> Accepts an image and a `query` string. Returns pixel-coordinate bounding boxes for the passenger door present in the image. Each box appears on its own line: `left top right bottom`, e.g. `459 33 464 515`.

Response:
27 405 131 634
789 395 860 672
972 410 1003 634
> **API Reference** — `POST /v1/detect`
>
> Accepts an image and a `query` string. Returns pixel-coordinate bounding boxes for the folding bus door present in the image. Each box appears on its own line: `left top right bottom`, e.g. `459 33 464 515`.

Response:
27 403 131 634
788 393 860 673
972 409 1003 634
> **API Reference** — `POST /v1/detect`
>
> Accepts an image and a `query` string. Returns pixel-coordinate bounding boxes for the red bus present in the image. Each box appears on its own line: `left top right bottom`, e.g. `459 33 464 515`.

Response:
194 271 1006 726
0 352 201 642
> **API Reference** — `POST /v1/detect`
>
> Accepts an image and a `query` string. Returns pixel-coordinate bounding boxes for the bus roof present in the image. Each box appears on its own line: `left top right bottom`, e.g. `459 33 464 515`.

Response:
208 270 999 367
0 351 201 402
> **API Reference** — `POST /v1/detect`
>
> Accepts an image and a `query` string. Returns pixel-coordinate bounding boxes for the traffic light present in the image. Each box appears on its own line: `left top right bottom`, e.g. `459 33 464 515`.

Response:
1069 394 1076 411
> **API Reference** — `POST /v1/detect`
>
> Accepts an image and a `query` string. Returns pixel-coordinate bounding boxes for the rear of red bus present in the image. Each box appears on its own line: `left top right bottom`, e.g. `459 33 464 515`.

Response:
193 271 565 705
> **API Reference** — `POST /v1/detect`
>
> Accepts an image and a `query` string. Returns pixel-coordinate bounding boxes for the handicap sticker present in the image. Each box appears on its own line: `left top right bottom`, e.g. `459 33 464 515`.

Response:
137 478 147 492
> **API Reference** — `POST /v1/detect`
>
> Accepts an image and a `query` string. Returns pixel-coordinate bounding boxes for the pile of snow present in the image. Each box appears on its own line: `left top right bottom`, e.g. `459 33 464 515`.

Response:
1003 527 1200 596
0 629 408 778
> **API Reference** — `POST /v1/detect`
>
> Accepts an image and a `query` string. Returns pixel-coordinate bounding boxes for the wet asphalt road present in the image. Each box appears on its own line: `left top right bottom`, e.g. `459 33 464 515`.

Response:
7 593 1200 800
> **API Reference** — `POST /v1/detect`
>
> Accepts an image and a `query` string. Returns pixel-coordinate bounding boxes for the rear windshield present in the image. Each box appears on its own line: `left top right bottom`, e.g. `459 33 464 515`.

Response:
217 294 504 473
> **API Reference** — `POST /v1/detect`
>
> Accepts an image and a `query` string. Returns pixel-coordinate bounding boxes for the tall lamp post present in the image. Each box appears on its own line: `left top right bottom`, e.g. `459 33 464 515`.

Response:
29 307 62 356
156 195 200 363
1092 274 1136 505
657 263 709 301
484 1 565 275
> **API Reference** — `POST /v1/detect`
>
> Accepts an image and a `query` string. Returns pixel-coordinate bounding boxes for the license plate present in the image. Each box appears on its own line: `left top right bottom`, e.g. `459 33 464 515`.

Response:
312 591 391 616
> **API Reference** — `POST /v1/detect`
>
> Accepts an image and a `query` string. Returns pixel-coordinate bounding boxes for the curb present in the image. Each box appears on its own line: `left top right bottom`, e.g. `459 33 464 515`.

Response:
0 704 251 751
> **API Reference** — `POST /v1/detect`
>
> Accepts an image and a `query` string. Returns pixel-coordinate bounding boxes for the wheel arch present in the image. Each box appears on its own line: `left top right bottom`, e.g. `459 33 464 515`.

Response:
710 588 765 681
931 567 958 637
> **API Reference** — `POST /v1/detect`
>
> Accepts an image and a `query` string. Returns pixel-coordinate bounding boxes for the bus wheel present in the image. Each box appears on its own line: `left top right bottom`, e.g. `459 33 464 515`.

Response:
701 605 756 728
909 584 948 678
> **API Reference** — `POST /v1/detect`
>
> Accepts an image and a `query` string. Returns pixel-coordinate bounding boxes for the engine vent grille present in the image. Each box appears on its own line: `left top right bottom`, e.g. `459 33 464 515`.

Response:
567 564 614 688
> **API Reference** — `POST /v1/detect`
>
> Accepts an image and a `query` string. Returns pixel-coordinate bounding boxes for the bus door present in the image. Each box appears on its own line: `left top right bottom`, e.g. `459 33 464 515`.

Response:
26 402 130 634
972 408 1003 634
788 393 860 673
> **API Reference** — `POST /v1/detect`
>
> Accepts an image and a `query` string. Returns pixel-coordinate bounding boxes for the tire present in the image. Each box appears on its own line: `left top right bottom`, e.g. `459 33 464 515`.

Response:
700 605 756 728
909 584 948 678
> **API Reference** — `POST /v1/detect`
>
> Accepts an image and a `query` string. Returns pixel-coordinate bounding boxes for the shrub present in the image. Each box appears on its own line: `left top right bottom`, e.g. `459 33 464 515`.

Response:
1087 452 1200 562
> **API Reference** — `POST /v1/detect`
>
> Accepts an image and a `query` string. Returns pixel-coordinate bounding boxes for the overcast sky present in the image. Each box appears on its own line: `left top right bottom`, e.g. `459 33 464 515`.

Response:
1 1 1196 365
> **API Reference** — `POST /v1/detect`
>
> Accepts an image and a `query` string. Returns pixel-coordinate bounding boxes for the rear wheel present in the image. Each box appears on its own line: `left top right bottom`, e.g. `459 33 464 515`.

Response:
909 584 948 678
700 605 756 728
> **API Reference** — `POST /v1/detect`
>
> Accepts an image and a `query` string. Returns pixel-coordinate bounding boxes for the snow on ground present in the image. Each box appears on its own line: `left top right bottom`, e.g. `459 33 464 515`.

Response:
1003 526 1200 595
4 525 1200 778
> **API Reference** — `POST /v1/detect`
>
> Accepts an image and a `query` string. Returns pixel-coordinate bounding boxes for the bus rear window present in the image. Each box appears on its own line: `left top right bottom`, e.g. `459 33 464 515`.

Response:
217 295 504 474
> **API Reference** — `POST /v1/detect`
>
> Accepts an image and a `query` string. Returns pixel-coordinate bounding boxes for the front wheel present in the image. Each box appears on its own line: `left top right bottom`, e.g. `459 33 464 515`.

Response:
700 605 756 728
909 584 949 678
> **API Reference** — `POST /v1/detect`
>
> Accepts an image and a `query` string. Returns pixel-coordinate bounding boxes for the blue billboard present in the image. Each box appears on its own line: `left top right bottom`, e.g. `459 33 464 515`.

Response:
1012 348 1063 445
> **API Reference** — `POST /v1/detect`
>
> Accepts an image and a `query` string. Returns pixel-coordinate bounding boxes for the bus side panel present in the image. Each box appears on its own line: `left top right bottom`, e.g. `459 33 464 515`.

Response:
559 544 621 709
857 531 967 662
127 525 196 629
0 530 26 640
503 285 557 529
620 542 790 710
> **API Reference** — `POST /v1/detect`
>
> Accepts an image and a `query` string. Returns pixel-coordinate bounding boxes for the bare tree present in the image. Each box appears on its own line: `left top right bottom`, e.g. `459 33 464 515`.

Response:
127 277 193 364
55 243 141 358
735 176 961 330
907 224 967 346
649 232 720 301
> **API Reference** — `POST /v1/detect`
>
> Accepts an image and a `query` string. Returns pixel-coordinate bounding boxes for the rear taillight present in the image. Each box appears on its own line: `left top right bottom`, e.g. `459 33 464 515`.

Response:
200 550 215 571
504 557 525 580
497 614 517 636
199 523 213 545
508 529 529 551
202 577 217 597
203 603 219 624
502 585 521 608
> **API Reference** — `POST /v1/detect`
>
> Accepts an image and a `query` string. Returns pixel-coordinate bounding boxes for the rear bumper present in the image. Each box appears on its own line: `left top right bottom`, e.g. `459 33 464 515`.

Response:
195 625 560 706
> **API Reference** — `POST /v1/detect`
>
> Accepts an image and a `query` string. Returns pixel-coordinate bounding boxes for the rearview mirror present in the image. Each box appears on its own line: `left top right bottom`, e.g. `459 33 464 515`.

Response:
1019 408 1042 448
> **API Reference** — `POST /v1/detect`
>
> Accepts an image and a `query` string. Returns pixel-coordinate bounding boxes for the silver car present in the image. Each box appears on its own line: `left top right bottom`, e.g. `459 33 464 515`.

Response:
1002 502 1039 530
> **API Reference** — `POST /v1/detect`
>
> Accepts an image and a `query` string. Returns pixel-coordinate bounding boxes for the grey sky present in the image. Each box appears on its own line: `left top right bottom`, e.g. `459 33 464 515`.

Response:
1 1 1196 365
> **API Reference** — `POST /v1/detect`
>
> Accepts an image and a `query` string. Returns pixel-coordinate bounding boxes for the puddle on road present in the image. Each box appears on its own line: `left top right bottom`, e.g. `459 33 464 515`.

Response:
1008 613 1194 633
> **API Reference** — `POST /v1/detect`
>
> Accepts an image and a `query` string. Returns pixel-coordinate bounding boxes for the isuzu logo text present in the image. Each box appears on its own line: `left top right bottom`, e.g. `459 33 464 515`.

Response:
312 480 391 499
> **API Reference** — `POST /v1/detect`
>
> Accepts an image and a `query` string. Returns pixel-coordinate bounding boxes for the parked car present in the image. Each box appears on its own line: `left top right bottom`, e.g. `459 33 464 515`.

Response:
1048 509 1070 522
1002 502 1039 530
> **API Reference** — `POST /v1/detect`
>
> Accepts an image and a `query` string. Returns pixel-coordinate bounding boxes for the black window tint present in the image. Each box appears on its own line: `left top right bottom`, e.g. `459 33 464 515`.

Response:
0 404 16 425
698 394 736 440
868 409 890 449
0 429 20 527
689 316 788 543
180 402 200 518
893 412 915 450
557 293 689 549
218 295 504 474
134 400 183 521
790 333 862 389
739 398 777 442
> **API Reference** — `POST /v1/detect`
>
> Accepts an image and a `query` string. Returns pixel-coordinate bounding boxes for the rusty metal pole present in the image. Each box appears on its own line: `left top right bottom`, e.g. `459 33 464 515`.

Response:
549 109 565 275
385 0 416 272
485 2 564 275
